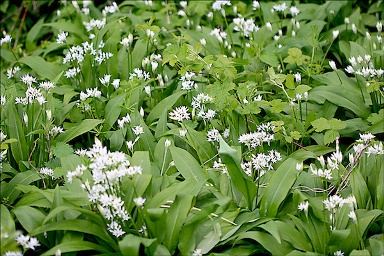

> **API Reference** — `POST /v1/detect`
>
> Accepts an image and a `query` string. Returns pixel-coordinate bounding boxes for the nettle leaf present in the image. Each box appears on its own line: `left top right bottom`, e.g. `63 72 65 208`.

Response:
268 67 286 86
311 118 331 132
324 130 340 144
269 99 287 113
283 47 309 65
51 142 73 158
328 118 346 130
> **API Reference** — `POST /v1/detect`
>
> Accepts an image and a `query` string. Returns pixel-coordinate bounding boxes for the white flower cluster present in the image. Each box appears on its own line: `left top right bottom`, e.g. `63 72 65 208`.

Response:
345 54 384 78
210 28 228 44
212 0 231 11
311 138 343 180
40 167 55 178
206 128 220 142
238 122 275 149
68 139 142 237
129 68 150 80
63 41 113 77
79 88 102 101
272 2 287 12
57 31 68 44
6 66 20 79
49 126 64 137
324 194 357 229
142 53 162 72
180 71 196 90
16 234 40 251
120 34 133 49
0 33 12 46
353 133 383 156
251 150 282 177
15 75 47 105
117 114 131 129
39 81 55 92
102 2 119 16
212 158 228 174
233 17 260 38
99 74 120 89
83 18 106 32
169 106 190 122
192 93 216 122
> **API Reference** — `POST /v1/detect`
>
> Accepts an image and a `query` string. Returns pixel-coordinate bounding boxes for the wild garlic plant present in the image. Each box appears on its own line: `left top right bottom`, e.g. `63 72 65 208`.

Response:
68 138 143 238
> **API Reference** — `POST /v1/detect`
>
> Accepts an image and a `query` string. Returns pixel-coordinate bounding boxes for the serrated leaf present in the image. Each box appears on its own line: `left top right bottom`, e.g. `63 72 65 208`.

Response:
324 130 339 144
329 118 346 130
51 142 73 157
311 118 330 132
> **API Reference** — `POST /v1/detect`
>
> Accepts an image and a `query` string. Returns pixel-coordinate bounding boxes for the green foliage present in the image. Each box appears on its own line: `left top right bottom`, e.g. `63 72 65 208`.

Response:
1 0 383 255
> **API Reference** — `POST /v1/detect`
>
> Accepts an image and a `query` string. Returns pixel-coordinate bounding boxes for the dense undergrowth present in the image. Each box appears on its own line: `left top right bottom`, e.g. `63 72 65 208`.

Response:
1 1 383 255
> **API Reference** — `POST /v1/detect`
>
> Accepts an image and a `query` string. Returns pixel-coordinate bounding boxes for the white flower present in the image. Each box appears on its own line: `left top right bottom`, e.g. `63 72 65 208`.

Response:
366 31 371 40
296 162 303 171
151 61 158 72
192 248 203 256
133 197 146 207
144 85 151 96
180 1 188 8
345 66 354 74
351 23 357 34
366 142 384 156
323 195 344 213
376 21 383 32
40 167 55 178
132 125 144 136
266 22 272 32
164 139 171 148
0 33 12 46
169 106 190 122
107 221 125 237
57 31 68 44
179 129 187 137
332 30 339 40
329 60 337 70
20 74 37 86
357 133 375 143
294 72 301 83
212 0 231 11
273 2 287 12
334 251 344 256
298 201 309 212
290 6 300 16
112 79 120 89
206 128 220 142
39 81 55 91
200 38 206 46
252 1 259 10
146 29 155 38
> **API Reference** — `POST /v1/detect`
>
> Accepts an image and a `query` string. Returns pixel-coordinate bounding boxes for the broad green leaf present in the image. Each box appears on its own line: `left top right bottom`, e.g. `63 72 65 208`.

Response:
29 219 117 247
349 249 371 256
260 52 279 67
26 18 45 52
260 157 299 217
119 234 157 256
236 231 292 255
309 86 370 118
350 169 373 209
6 104 29 170
164 194 194 254
146 179 204 209
18 56 65 81
185 124 215 164
218 136 257 209
41 241 111 255
197 223 221 254
56 119 103 143
2 170 41 204
12 206 45 233
169 146 206 182
103 93 128 131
